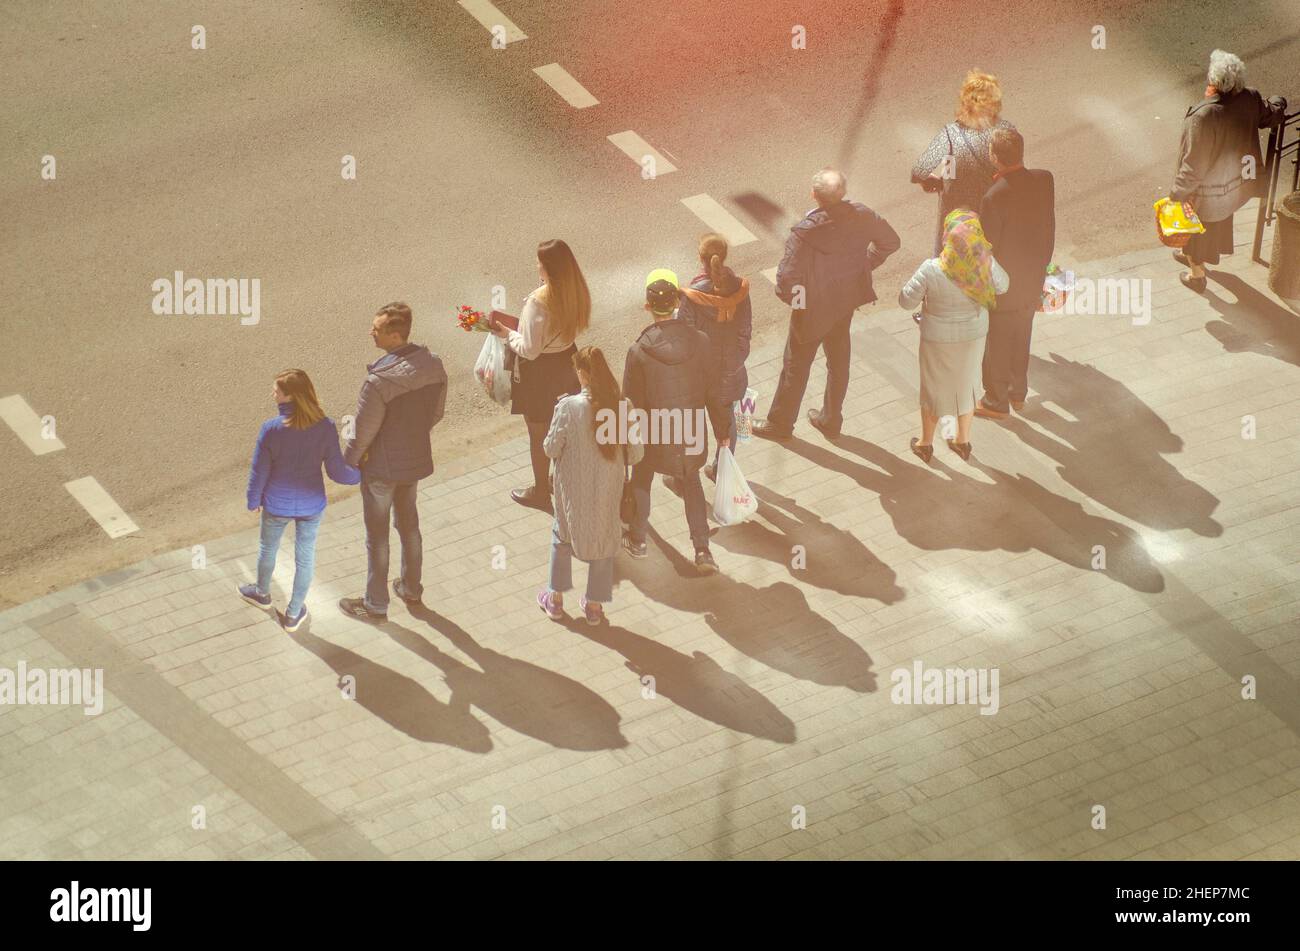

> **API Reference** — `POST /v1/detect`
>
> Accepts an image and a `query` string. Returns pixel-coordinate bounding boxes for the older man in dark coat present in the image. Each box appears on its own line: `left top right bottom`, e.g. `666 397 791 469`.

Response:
754 168 900 441
975 128 1055 419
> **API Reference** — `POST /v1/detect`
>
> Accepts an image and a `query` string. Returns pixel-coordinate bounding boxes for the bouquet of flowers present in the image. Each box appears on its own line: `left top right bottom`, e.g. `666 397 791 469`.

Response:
1039 264 1075 313
458 304 490 332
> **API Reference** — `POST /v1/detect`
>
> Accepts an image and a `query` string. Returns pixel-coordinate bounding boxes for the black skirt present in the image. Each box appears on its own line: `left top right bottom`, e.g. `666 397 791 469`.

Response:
511 345 579 422
1184 214 1235 265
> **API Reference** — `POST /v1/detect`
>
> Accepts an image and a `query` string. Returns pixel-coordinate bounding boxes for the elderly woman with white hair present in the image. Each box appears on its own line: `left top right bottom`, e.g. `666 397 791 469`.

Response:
1171 49 1288 292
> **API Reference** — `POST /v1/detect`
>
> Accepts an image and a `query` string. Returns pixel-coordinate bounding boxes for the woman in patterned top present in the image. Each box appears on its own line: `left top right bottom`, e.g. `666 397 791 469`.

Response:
912 71 1016 255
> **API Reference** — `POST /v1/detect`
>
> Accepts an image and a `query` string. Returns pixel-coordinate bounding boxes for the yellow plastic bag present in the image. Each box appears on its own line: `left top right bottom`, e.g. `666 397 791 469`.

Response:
1154 197 1206 248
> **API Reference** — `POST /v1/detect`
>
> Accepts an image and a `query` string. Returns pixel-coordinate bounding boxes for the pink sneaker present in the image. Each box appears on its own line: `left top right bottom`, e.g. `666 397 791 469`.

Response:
579 596 604 626
537 588 563 621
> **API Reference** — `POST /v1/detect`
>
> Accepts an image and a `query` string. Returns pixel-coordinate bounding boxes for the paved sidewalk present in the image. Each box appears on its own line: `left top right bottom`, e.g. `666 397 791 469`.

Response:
3 207 1299 860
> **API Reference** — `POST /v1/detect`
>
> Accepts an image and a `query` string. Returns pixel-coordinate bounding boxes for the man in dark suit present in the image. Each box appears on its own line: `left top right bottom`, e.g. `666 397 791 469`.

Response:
975 129 1055 419
754 168 899 441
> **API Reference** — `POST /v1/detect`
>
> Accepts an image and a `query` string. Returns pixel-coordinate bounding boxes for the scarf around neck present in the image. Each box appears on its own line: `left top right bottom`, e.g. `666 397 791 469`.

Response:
681 276 750 322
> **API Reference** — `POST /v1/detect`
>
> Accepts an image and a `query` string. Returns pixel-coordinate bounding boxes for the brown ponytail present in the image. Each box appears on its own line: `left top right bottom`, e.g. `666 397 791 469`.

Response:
572 345 622 460
698 232 737 293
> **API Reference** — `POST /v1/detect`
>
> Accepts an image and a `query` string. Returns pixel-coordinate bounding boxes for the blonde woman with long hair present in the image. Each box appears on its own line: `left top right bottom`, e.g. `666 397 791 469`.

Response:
492 238 591 512
241 369 359 632
911 70 1016 255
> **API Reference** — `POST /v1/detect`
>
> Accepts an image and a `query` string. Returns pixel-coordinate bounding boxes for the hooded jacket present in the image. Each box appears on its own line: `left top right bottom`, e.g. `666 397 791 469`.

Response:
775 199 900 339
344 343 448 483
622 318 714 476
676 269 752 404
1171 87 1288 223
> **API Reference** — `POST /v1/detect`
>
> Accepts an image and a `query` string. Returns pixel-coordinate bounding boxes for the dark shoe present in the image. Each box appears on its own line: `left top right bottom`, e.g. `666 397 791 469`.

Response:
909 438 933 464
622 533 647 559
946 439 973 461
391 579 422 606
694 548 718 575
1011 400 1026 412
703 463 717 483
280 605 308 633
1172 250 1190 267
974 400 1009 421
752 421 792 442
511 485 552 512
338 597 387 622
238 583 272 609
807 409 841 439
1180 271 1207 293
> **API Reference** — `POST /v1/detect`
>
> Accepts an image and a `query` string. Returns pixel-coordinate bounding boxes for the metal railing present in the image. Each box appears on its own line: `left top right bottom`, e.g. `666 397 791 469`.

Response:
1252 107 1300 265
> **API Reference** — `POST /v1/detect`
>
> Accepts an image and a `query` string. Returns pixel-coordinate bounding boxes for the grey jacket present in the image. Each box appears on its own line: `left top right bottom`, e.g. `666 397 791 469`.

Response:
544 392 644 561
1171 87 1288 223
343 343 447 483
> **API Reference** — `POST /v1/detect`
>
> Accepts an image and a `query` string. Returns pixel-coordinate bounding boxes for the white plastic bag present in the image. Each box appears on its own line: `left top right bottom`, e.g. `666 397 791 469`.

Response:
474 334 512 406
713 447 758 525
733 387 758 443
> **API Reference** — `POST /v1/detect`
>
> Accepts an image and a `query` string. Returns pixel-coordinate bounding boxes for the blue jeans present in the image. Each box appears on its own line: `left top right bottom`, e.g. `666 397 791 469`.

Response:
256 511 322 617
548 521 614 603
361 478 422 614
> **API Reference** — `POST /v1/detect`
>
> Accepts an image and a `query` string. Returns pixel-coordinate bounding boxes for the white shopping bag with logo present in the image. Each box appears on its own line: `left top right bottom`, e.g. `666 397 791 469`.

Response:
713 447 758 525
474 334 512 406
733 387 759 442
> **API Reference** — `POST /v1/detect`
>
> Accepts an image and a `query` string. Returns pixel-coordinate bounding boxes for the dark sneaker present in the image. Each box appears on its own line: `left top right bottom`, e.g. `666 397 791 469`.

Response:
280 605 308 633
238 584 272 609
511 485 553 512
752 421 792 442
391 579 422 606
622 533 647 559
694 548 718 575
807 409 841 439
338 597 387 621
1011 400 1026 412
973 400 1009 420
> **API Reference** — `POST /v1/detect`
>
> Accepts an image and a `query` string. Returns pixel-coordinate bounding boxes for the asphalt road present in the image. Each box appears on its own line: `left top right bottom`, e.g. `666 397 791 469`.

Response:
2 0 1298 607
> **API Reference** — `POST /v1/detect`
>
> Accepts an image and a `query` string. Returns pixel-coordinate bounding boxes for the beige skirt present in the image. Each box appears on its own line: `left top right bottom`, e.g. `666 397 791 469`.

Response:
919 335 986 417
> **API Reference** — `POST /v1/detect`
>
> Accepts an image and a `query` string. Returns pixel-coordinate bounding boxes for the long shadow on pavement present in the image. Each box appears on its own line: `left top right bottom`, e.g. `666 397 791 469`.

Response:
784 435 1164 594
1203 271 1300 369
710 479 906 604
387 604 628 752
616 526 878 694
1002 353 1223 537
294 628 492 752
558 613 797 745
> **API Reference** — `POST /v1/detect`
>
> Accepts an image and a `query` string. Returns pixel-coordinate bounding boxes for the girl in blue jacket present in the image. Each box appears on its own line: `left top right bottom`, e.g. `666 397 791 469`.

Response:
241 369 360 631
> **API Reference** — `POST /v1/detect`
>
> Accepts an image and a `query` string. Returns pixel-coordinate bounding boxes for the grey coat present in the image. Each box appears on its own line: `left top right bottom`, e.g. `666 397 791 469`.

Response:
544 392 644 561
343 343 447 483
1171 88 1288 223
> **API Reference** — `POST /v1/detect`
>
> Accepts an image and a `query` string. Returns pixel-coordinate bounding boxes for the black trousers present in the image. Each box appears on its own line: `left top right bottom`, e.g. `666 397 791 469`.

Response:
981 306 1035 412
767 310 854 432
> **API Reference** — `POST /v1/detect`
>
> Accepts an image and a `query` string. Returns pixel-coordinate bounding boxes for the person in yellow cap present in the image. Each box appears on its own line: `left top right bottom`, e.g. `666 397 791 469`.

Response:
620 268 720 574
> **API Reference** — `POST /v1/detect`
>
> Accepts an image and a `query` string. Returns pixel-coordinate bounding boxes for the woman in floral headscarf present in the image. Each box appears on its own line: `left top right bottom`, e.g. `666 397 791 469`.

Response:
898 208 1008 463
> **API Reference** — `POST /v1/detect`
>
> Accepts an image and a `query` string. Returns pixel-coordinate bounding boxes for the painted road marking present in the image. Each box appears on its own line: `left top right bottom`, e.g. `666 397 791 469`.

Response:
0 394 65 454
457 0 527 43
534 64 599 108
607 131 678 175
680 195 757 246
64 477 139 538
761 267 778 284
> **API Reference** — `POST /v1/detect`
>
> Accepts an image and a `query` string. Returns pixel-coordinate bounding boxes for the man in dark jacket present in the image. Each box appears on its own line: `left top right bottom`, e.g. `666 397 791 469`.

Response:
754 168 900 441
622 269 719 574
339 302 448 620
975 129 1055 419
